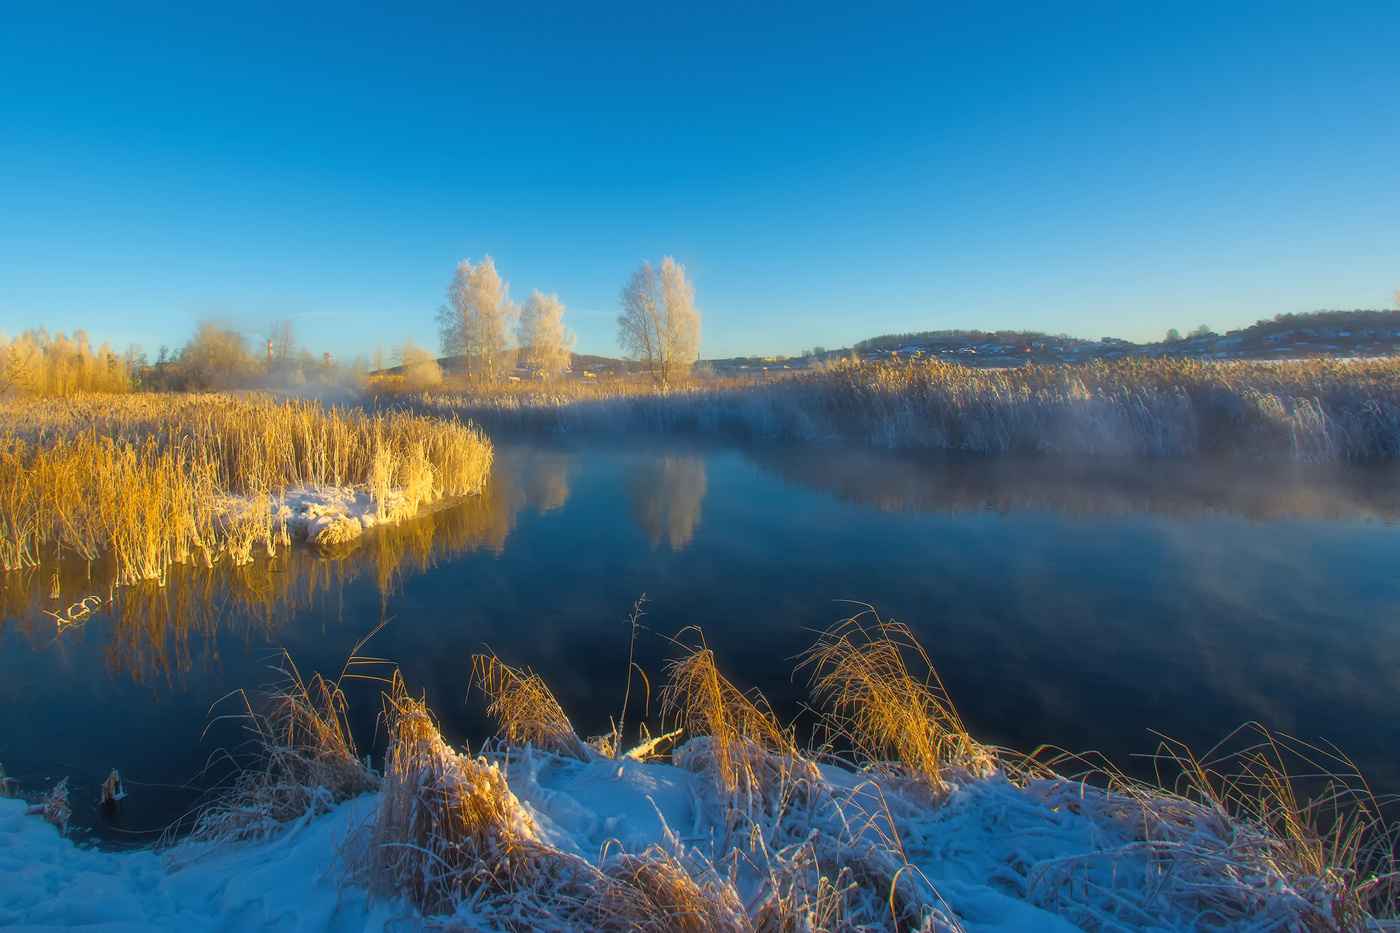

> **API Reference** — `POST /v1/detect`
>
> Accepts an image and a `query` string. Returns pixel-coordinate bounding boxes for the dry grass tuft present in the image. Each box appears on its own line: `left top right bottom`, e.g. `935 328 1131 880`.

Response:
800 609 994 792
25 777 71 834
100 769 126 806
471 653 597 760
170 646 382 856
662 632 804 797
370 671 537 914
590 848 752 933
1151 724 1400 928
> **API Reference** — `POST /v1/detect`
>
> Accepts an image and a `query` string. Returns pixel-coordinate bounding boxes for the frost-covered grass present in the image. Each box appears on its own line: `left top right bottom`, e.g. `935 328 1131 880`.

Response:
7 611 1392 932
0 393 492 581
413 357 1400 460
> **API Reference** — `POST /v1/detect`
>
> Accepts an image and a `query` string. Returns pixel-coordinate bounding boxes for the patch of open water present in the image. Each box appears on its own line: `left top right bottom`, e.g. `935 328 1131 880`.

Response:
3 435 1399 846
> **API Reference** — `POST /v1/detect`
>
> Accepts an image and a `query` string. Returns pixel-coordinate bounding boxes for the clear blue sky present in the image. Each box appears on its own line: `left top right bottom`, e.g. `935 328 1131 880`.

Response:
2 1 1397 361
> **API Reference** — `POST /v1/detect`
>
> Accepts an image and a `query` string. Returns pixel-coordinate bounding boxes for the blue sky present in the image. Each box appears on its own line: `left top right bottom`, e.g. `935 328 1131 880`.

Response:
2 1 1397 361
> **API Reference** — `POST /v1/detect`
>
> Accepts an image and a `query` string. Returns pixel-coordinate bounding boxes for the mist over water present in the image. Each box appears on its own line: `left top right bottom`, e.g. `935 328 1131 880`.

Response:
3 435 1399 846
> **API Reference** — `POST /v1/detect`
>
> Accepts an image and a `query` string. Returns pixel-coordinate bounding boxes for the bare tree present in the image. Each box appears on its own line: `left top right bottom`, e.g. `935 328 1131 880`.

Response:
617 256 700 387
518 290 576 378
437 256 517 381
263 320 297 374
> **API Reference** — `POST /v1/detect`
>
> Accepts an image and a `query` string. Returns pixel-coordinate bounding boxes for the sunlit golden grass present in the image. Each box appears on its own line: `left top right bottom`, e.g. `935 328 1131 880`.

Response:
472 653 596 760
369 671 534 914
800 609 996 792
165 613 1398 931
0 393 492 584
661 633 805 797
413 357 1400 459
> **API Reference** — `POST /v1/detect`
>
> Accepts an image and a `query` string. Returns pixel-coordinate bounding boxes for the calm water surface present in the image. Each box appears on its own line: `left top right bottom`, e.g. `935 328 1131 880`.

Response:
3 435 1399 845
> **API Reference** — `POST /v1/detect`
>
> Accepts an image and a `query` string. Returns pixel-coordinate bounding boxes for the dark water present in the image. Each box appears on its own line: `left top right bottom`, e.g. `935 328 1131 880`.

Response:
3 436 1400 846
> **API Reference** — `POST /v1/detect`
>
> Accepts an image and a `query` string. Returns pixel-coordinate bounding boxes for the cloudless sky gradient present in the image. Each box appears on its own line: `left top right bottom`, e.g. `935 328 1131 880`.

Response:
2 1 1398 360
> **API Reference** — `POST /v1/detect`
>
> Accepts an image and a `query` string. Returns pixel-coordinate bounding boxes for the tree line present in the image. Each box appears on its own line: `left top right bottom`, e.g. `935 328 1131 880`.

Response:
1 253 705 398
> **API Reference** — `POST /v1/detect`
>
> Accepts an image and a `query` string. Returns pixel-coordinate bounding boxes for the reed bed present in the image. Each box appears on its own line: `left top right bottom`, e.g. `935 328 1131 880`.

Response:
411 357 1400 460
0 393 492 583
161 609 1393 931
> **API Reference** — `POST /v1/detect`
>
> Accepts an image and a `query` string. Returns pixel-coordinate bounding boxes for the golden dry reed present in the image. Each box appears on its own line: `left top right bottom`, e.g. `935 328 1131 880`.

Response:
472 654 596 760
168 644 384 857
414 357 1400 459
661 633 807 796
800 609 996 791
191 614 1396 931
0 393 492 583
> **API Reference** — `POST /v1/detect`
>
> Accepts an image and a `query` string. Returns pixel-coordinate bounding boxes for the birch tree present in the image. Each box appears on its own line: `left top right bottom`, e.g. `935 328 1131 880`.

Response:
616 256 700 387
518 290 577 378
437 256 517 381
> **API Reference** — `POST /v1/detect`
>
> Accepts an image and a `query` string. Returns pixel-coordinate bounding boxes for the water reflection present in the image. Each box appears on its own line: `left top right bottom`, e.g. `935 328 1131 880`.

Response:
749 445 1400 521
0 447 577 686
6 437 1400 844
628 455 708 549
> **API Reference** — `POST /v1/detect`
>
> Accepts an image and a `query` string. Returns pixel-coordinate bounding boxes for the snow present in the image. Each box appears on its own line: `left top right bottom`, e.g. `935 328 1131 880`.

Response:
0 793 402 932
219 485 431 549
0 743 1340 931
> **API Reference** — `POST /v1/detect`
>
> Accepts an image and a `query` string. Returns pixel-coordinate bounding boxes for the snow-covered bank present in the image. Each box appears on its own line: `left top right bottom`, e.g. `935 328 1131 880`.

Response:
6 618 1389 932
0 793 400 932
0 742 1365 932
262 484 447 549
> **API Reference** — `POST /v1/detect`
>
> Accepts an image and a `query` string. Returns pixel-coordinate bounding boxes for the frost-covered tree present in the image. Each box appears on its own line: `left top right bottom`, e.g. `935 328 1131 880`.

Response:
180 322 257 389
437 256 517 381
518 290 576 378
393 334 442 388
617 256 700 387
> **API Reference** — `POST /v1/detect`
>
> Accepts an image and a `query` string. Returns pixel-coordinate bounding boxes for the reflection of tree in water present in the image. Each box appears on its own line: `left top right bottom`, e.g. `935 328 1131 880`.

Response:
751 446 1400 521
508 447 572 516
0 451 573 687
629 456 708 550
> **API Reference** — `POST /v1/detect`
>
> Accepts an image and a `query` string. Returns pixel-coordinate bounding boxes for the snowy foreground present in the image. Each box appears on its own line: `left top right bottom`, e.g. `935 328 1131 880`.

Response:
0 741 1349 932
0 794 398 932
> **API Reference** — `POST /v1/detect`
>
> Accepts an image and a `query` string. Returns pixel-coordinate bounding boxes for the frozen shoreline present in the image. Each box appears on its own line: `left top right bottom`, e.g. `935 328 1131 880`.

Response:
0 740 1349 932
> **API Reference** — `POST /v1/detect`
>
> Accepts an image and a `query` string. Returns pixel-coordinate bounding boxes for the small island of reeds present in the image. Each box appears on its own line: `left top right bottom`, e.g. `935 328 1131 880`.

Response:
0 393 492 585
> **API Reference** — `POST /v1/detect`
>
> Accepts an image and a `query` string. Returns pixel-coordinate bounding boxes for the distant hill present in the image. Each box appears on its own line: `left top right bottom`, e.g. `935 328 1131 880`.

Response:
846 310 1400 367
381 310 1400 380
